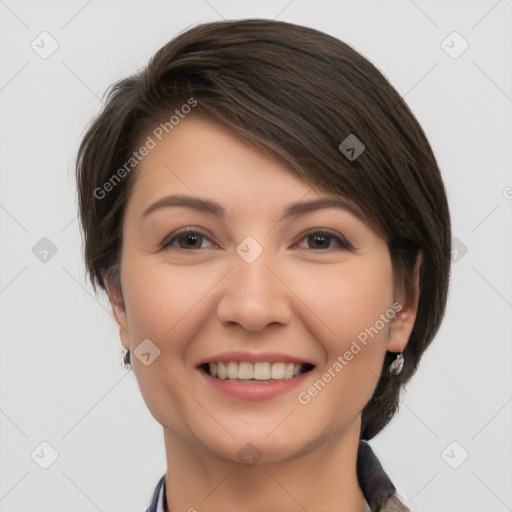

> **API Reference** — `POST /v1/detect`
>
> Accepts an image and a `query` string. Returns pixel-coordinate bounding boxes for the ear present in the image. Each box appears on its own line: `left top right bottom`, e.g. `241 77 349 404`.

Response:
387 251 423 353
104 274 131 350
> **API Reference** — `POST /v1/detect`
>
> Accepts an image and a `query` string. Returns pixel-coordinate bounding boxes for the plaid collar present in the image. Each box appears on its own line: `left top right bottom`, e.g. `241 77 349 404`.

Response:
357 440 411 511
145 440 410 512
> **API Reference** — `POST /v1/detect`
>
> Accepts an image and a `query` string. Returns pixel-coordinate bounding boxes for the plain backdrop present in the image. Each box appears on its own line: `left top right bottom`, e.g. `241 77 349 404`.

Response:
0 1 511 511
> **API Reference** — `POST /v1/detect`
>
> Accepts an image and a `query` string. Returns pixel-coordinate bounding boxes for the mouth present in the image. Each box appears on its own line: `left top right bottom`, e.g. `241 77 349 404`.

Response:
199 361 315 383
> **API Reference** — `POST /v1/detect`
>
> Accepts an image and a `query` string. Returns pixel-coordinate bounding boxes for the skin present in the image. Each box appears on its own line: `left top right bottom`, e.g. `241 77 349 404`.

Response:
106 117 421 512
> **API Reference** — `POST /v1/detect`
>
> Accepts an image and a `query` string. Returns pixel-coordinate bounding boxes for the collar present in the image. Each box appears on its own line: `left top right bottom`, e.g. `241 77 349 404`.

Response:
145 440 410 512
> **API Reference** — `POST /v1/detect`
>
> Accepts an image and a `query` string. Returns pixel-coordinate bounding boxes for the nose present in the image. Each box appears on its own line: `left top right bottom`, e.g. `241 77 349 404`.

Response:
216 250 292 332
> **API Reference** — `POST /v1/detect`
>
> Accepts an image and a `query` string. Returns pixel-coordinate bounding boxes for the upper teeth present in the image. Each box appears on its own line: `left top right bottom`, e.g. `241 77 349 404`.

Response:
208 361 303 380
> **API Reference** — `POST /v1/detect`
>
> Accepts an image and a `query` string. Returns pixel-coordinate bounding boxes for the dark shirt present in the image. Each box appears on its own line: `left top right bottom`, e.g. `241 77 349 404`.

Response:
144 439 410 512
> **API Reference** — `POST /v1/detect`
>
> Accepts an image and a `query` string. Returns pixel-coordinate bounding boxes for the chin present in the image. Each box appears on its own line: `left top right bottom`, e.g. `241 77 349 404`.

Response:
194 423 314 466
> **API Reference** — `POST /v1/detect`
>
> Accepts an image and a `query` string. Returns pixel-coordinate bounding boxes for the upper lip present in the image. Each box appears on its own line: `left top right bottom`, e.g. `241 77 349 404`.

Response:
197 351 316 366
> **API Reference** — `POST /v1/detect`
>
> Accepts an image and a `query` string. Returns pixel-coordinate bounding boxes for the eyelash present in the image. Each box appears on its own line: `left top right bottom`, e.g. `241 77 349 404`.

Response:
160 228 354 252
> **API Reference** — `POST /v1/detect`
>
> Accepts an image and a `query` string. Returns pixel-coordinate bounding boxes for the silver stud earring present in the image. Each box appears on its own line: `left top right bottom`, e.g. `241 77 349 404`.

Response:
389 352 404 375
122 347 132 370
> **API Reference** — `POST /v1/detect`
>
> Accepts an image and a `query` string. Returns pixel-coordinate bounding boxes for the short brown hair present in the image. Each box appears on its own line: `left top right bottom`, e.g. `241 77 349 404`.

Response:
75 19 451 439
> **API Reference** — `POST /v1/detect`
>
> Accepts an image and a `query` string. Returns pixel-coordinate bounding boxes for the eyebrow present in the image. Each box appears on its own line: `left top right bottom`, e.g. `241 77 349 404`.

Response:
142 193 365 223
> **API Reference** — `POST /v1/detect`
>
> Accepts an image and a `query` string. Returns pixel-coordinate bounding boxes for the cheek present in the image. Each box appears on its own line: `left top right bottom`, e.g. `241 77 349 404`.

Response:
120 254 224 378
119 257 207 427
294 257 395 425
295 254 395 348
121 257 201 340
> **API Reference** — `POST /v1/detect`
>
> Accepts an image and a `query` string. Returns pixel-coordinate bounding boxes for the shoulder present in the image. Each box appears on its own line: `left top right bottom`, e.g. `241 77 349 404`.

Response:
357 440 411 512
144 474 166 512
381 493 411 511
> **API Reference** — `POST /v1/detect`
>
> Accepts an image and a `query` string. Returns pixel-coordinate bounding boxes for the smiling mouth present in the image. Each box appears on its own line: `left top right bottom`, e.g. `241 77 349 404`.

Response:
200 361 315 382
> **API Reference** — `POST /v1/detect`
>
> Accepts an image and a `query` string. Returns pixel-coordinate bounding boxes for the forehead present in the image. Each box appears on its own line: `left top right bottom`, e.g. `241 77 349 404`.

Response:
127 117 364 222
136 117 305 186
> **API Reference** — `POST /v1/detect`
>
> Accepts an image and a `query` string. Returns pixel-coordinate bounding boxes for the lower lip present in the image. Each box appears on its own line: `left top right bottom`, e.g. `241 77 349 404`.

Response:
198 367 313 401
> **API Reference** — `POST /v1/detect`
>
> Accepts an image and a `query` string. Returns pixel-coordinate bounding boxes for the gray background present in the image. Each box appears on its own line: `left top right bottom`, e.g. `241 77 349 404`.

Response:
1 0 511 511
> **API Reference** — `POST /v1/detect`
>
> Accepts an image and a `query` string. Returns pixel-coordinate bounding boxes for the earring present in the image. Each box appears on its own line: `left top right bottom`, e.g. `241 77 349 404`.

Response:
389 352 404 375
122 347 132 370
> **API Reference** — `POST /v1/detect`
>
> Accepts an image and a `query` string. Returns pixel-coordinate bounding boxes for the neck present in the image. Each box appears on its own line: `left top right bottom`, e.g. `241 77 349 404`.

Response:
163 420 369 512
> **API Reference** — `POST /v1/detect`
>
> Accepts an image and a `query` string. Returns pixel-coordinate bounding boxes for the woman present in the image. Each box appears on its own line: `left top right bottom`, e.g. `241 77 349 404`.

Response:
75 19 450 512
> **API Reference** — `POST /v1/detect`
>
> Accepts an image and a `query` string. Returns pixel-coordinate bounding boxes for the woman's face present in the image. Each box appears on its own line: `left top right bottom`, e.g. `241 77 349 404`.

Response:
108 117 416 464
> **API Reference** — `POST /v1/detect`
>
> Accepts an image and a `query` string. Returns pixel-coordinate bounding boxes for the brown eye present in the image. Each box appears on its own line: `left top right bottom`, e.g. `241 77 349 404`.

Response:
161 229 214 250
296 229 353 251
160 228 353 252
